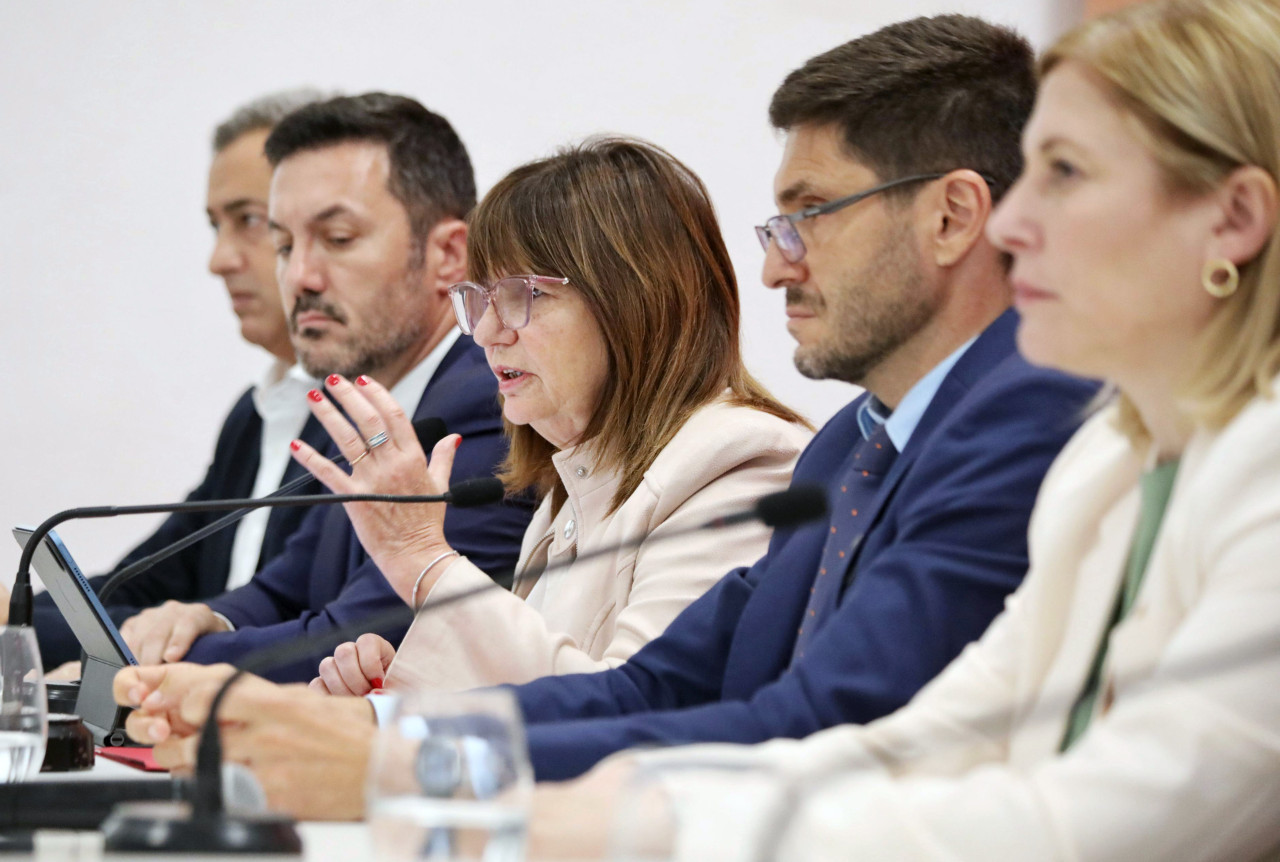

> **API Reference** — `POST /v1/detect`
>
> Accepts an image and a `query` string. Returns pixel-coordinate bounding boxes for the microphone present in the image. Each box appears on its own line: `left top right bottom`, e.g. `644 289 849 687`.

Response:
97 417 446 605
9 417 454 629
9 476 503 751
99 483 830 854
495 483 828 590
705 483 829 529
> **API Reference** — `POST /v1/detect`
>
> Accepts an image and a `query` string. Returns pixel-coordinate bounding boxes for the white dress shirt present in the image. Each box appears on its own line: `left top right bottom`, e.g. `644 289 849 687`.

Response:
224 360 319 591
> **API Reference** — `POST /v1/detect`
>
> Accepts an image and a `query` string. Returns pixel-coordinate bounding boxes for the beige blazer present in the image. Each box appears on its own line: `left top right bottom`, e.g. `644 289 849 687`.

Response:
385 399 810 692
661 393 1280 862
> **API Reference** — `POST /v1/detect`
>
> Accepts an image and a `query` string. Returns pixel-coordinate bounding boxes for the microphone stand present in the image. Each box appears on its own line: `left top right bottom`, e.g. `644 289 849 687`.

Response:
95 417 447 607
99 485 830 855
11 478 502 747
11 483 486 629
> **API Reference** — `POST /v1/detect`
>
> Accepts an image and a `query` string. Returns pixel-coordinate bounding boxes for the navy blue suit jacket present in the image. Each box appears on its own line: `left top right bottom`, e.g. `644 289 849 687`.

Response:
511 311 1099 780
186 338 535 682
32 388 329 669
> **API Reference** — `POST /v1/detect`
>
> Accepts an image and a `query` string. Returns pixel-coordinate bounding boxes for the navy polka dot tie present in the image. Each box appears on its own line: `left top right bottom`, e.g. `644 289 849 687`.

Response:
791 421 898 664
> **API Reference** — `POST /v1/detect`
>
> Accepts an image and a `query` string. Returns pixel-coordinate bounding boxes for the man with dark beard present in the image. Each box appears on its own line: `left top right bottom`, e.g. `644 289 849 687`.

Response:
119 94 533 681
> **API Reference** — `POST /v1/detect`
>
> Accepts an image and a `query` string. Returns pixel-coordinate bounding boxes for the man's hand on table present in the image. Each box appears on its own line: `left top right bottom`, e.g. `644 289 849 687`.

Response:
119 601 230 664
114 662 378 820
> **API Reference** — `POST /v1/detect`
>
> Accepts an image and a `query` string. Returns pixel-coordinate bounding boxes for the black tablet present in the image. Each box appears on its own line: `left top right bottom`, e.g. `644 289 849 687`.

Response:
12 527 136 668
12 527 137 744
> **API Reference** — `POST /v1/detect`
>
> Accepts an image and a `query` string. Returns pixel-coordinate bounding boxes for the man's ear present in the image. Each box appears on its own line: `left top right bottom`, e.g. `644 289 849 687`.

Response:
927 170 993 268
424 218 469 294
1208 165 1277 268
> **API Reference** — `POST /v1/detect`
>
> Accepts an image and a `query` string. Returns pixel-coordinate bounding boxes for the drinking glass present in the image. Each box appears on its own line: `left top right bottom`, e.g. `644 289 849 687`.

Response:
0 627 47 783
367 689 532 861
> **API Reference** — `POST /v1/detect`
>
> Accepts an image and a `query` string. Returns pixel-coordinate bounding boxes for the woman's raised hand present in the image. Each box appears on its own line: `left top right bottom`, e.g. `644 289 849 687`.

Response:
289 374 458 605
311 633 397 696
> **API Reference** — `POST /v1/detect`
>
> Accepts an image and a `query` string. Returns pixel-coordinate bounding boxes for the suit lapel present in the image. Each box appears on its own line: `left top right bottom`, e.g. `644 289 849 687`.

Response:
1011 437 1142 761
260 414 326 548
840 311 1019 589
413 336 477 422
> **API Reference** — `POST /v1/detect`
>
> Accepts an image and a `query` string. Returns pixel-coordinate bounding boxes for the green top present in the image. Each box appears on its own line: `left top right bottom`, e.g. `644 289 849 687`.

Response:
1060 458 1181 752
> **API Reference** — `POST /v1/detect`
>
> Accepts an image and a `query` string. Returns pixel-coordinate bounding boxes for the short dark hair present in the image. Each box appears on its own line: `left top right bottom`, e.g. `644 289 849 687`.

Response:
264 92 476 249
769 14 1035 201
211 88 329 153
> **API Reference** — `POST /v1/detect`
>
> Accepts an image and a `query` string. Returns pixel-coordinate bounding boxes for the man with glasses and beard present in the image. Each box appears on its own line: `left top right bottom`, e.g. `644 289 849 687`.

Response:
118 93 533 682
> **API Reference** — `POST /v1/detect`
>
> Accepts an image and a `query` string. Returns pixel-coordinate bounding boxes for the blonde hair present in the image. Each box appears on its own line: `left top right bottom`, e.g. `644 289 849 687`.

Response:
468 137 808 514
1044 0 1280 440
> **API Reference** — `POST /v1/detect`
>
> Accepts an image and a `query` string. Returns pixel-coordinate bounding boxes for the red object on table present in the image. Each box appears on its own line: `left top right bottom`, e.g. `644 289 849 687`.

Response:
96 746 168 772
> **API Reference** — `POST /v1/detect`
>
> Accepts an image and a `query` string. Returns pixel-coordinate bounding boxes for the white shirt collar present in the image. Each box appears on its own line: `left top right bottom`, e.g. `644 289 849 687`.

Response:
388 328 462 411
251 359 318 422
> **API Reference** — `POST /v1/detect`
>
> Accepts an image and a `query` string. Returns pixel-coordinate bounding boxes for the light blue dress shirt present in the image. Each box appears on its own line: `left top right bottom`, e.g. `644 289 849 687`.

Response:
855 336 977 451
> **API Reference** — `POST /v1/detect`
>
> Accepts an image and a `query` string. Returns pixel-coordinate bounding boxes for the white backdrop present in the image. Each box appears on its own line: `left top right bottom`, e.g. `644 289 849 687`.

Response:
0 0 1076 580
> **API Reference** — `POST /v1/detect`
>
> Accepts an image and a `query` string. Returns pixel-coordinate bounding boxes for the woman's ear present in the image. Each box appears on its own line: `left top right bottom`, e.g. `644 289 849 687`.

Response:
1209 165 1278 267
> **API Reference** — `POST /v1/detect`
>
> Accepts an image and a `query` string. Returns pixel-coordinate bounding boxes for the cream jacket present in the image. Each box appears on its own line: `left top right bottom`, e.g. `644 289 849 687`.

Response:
385 399 810 692
662 393 1280 862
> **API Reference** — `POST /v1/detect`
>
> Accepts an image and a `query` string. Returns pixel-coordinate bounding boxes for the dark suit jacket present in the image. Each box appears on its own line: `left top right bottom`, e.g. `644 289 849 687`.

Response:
32 387 329 669
187 337 535 682
511 311 1100 780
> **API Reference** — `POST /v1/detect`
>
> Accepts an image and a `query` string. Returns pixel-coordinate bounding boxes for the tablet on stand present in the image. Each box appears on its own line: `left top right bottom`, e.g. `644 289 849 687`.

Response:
12 527 136 746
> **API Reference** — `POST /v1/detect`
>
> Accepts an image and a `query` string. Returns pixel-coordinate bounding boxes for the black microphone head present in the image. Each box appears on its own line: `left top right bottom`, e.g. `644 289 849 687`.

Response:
755 484 828 528
412 417 449 452
446 477 506 508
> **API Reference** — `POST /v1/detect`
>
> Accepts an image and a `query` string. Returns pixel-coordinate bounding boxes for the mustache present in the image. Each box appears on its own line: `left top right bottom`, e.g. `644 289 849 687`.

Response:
785 286 823 312
290 292 348 329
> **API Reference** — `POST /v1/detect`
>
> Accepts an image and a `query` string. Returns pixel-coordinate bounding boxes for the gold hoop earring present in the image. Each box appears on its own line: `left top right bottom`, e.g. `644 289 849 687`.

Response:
1201 258 1239 298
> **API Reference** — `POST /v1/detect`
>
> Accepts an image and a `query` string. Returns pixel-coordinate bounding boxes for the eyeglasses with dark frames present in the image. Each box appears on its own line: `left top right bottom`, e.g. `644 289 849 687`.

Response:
448 274 570 335
755 172 993 264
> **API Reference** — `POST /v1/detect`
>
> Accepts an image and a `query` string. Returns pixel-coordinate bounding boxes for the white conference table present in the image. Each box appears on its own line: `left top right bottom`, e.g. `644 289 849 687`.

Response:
26 756 375 862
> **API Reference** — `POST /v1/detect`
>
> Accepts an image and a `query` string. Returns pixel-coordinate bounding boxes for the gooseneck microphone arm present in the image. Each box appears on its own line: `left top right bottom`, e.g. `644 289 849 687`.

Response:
182 484 831 828
95 416 447 607
9 476 500 630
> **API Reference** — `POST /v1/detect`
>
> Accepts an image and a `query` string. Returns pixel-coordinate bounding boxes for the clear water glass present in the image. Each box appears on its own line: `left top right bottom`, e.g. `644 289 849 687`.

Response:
367 689 532 861
0 627 46 782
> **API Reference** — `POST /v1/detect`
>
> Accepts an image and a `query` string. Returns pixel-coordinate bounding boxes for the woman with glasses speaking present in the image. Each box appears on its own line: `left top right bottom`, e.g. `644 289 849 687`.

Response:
295 137 811 695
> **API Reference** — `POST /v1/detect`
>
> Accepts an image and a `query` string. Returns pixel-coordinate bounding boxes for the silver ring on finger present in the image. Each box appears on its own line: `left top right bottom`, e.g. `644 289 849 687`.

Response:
349 448 372 469
366 431 389 450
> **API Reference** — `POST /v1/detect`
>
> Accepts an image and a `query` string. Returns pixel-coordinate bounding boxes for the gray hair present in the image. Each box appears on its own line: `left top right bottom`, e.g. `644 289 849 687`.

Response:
212 88 332 152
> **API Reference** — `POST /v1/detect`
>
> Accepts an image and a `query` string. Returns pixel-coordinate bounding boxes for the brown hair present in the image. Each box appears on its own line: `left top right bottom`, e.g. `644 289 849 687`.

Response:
1044 0 1280 439
769 14 1036 202
469 137 807 513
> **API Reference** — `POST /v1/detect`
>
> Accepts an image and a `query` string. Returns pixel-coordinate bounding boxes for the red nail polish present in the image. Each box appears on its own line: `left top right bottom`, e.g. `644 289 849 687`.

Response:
370 677 384 689
308 389 323 402
356 375 370 386
454 436 463 449
290 440 302 452
326 374 340 387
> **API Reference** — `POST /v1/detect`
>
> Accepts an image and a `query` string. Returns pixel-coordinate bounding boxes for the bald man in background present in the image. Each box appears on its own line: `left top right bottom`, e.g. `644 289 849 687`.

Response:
22 90 332 668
